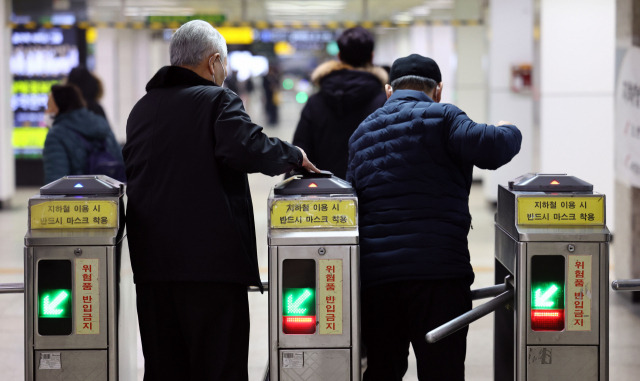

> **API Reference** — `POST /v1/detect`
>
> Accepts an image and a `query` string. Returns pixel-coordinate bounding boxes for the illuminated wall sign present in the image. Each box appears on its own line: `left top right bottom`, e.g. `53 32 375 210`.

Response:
258 29 337 49
217 27 255 45
148 14 226 25
530 256 565 331
11 26 82 157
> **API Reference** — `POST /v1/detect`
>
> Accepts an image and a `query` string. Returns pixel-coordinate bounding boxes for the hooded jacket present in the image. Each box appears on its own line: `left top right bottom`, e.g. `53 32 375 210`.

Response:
123 66 302 286
43 108 122 184
292 60 387 179
347 89 522 288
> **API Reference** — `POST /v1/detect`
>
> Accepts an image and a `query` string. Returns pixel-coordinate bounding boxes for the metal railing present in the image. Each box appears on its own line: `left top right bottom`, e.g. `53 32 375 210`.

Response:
0 283 24 294
611 279 640 292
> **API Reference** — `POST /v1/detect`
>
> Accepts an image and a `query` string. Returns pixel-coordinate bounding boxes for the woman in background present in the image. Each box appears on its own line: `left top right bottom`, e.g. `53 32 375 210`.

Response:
42 84 123 184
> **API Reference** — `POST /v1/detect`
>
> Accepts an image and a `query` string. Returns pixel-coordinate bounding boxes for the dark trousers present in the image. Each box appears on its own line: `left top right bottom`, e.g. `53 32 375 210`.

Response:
135 282 250 381
361 279 472 381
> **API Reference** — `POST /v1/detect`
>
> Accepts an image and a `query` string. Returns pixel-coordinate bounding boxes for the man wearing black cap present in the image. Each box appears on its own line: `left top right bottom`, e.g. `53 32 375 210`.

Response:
347 54 522 380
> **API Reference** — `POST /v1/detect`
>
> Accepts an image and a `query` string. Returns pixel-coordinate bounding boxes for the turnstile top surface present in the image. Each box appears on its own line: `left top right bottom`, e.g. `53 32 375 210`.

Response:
273 171 354 196
40 175 124 196
508 173 593 193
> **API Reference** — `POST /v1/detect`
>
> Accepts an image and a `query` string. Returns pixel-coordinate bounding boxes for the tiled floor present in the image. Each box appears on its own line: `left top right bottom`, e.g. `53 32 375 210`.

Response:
2 93 640 380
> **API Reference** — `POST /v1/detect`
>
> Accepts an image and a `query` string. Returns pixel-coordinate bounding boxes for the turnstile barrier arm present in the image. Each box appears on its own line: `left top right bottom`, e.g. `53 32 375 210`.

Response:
612 279 640 291
425 289 514 344
425 276 514 344
247 281 269 292
0 282 24 294
471 283 509 300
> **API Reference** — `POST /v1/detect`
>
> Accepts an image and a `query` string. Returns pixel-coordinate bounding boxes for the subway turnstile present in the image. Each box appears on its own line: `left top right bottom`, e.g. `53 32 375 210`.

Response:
267 172 360 381
24 176 125 381
494 173 611 381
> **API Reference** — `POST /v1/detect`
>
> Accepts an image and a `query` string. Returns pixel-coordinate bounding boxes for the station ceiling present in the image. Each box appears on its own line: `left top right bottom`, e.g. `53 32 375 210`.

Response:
85 0 459 24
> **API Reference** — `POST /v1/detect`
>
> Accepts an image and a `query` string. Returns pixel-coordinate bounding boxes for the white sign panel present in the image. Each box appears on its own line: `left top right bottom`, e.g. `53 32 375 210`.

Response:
615 46 640 186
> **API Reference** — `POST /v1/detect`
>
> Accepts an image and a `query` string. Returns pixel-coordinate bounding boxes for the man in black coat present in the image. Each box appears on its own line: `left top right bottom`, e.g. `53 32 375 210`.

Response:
123 20 317 381
292 26 388 180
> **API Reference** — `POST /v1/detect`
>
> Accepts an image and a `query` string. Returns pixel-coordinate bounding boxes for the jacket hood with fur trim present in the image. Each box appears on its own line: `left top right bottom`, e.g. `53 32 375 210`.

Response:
309 60 388 112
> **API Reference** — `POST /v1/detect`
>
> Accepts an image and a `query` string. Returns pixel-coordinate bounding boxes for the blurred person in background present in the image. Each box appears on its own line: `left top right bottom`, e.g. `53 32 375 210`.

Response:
291 26 387 180
67 65 109 122
42 84 123 184
123 20 318 381
224 68 240 94
262 65 280 126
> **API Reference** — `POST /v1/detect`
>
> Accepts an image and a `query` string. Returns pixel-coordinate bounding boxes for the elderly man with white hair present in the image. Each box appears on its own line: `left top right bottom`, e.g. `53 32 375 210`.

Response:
123 20 318 380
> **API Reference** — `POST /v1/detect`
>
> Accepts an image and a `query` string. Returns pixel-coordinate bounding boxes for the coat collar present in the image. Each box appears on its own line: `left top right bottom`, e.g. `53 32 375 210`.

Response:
310 60 388 86
146 66 217 92
388 89 435 103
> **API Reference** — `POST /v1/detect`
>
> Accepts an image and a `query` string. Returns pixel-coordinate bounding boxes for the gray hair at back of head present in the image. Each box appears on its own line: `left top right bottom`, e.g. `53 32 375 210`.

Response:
170 20 228 67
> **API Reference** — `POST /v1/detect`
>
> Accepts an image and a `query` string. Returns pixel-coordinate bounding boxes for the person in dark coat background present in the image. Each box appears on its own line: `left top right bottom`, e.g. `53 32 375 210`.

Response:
67 66 109 122
42 84 122 184
292 26 387 180
347 54 522 381
123 20 317 381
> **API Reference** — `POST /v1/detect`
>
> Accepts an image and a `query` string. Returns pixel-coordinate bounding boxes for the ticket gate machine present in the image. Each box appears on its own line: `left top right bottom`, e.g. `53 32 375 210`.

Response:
494 173 611 381
24 176 125 381
267 172 360 381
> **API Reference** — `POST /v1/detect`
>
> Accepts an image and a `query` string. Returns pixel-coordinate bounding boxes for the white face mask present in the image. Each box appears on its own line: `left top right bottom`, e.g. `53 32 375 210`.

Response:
210 56 227 87
43 113 55 127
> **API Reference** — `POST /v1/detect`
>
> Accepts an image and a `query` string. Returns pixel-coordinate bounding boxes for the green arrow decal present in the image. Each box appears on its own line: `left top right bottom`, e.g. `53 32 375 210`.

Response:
43 290 69 316
287 289 312 315
534 285 558 308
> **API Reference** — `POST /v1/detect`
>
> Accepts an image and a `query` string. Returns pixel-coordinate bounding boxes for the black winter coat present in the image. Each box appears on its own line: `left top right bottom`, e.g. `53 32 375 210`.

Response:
123 66 302 286
292 61 387 179
347 89 522 288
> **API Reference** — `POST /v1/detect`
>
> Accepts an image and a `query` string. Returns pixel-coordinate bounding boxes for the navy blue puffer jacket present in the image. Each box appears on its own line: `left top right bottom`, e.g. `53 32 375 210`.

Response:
347 89 522 288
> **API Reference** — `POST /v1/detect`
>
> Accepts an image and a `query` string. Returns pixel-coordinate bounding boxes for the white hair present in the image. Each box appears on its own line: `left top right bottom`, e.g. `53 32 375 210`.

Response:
170 20 227 67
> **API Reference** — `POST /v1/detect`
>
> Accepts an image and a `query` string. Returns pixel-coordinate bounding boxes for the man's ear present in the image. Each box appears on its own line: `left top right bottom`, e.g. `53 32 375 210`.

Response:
434 82 443 103
385 84 393 99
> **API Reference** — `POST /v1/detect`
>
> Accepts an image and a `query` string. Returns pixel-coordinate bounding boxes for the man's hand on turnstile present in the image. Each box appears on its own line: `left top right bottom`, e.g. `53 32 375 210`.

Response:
296 147 321 173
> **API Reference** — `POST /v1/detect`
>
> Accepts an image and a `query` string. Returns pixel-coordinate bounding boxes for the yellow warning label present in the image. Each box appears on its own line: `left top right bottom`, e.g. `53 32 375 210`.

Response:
517 196 604 226
75 258 99 335
30 200 118 229
319 259 343 335
567 255 592 331
270 200 356 229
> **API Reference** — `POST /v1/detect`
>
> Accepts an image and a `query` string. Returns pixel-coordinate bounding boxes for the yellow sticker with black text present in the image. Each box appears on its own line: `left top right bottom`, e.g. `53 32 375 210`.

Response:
270 200 356 228
30 200 118 229
517 196 604 226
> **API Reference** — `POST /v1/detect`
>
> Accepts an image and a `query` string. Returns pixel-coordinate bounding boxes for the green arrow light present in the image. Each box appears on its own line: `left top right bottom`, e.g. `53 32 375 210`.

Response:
283 288 315 317
532 283 562 309
287 289 312 314
40 289 71 318
534 285 558 307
